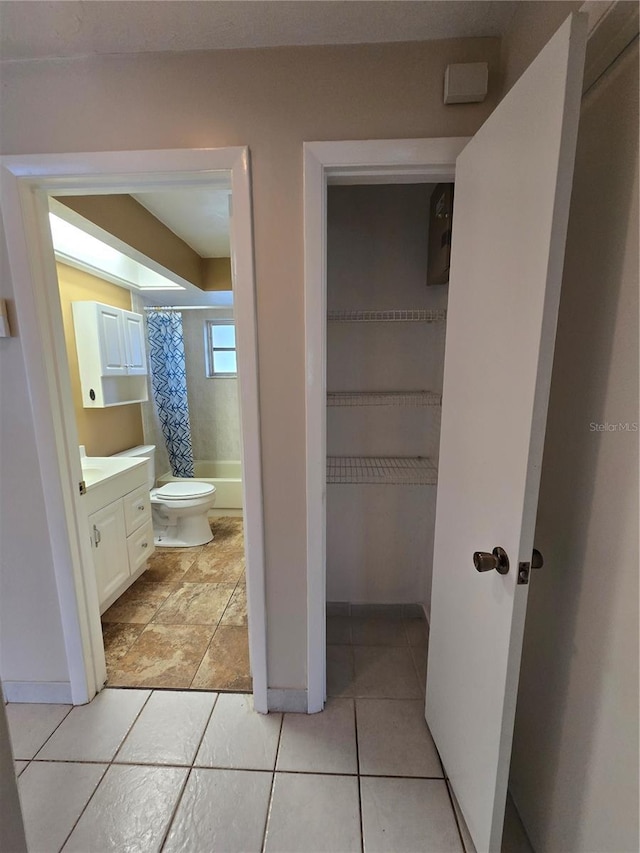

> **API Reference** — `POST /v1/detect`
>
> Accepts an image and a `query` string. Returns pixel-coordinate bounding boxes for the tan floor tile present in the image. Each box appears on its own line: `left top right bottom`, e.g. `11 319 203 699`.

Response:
153 583 235 626
143 547 202 584
220 586 247 627
102 623 145 669
182 547 245 584
101 580 175 624
108 624 214 689
209 516 244 543
192 626 252 691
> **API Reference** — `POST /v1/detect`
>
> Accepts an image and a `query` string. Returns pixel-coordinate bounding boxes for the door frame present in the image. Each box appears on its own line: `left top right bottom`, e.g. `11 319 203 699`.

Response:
0 147 269 711
303 138 468 712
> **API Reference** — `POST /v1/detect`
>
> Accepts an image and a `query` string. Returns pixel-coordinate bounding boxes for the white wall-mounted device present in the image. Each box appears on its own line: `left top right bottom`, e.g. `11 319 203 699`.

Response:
444 62 489 104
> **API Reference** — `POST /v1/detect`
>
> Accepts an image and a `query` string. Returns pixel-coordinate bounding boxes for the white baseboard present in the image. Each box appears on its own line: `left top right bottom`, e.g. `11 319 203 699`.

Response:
3 681 73 704
267 688 309 713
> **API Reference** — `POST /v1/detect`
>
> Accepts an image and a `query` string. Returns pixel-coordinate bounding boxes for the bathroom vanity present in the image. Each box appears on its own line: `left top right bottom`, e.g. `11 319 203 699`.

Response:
82 455 155 613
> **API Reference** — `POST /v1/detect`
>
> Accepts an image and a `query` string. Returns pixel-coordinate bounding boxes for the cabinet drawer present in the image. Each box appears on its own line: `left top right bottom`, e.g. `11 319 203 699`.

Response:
123 484 151 535
127 519 155 575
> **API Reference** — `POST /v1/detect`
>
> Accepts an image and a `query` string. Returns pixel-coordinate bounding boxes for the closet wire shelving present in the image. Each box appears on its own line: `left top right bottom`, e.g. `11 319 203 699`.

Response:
327 308 446 323
327 390 441 408
326 456 438 486
326 306 445 487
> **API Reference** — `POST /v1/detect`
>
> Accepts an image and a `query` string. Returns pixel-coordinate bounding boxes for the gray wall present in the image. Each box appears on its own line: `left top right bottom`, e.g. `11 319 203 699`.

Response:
508 26 639 853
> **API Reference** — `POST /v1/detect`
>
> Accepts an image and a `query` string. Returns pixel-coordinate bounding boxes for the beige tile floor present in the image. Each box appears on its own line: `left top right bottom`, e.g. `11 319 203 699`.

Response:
102 516 251 691
8 613 533 853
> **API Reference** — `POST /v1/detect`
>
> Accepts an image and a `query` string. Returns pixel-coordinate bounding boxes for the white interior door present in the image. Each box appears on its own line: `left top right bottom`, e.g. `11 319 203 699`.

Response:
425 14 587 853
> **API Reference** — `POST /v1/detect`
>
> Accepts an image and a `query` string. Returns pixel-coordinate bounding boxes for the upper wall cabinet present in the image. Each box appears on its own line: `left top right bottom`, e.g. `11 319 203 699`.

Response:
72 301 149 407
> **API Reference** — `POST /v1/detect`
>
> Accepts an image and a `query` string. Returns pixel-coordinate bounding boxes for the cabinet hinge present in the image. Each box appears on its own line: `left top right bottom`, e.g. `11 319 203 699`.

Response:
79 480 87 496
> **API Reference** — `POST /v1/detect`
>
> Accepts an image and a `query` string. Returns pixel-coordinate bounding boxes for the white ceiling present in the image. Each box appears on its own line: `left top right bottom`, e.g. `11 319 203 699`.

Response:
132 190 231 258
0 1 519 62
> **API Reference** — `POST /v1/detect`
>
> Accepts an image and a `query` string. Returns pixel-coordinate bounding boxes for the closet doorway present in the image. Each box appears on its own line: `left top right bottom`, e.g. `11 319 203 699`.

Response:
304 17 585 848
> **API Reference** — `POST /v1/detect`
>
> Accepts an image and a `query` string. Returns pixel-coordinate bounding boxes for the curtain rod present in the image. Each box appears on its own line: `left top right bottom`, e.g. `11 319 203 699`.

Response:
143 305 232 311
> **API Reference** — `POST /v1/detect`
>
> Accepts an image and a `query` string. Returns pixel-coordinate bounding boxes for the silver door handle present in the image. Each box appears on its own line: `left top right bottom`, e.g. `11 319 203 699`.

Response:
93 524 101 547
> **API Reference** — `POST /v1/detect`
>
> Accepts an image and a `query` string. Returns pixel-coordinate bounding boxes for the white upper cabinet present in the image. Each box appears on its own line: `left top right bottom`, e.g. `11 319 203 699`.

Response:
72 300 149 407
96 303 128 376
121 309 147 375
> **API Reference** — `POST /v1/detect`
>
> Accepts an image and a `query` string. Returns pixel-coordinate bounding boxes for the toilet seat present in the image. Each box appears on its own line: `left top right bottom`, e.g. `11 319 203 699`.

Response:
153 481 216 501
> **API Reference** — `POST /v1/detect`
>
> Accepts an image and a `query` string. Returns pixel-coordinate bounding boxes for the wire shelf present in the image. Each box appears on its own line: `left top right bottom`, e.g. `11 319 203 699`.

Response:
327 456 438 485
327 390 441 408
327 309 447 323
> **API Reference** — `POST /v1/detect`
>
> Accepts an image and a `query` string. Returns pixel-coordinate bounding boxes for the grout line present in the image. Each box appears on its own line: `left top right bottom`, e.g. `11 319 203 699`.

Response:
353 699 365 853
56 687 200 852
260 709 285 853
55 761 109 852
109 689 154 763
53 689 152 851
158 765 192 852
28 704 74 761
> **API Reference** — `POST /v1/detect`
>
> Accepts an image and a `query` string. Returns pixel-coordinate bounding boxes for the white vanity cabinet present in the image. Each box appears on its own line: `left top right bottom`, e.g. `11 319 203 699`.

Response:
72 301 148 407
84 460 155 614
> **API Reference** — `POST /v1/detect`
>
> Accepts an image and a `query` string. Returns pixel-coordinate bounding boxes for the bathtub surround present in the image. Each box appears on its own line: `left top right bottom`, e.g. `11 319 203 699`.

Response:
146 311 194 478
182 307 241 462
102 516 250 690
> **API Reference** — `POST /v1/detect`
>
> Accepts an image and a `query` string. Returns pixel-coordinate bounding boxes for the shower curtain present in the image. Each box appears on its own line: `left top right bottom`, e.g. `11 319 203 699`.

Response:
146 310 195 477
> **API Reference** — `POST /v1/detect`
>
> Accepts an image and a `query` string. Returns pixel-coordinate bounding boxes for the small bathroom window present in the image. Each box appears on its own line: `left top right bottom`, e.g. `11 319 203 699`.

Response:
205 320 237 377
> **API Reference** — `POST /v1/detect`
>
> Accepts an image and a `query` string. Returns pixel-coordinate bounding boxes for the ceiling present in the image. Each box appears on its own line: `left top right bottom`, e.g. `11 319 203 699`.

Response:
0 1 519 62
132 190 231 258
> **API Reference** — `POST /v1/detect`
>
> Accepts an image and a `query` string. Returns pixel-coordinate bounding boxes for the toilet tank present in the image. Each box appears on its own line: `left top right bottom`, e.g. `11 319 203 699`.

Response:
112 445 156 490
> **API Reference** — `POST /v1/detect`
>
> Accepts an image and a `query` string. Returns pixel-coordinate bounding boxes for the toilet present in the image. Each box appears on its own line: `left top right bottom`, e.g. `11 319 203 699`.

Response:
113 445 217 547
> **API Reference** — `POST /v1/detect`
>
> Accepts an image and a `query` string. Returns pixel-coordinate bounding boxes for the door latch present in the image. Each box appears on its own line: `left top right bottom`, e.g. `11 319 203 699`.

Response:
518 549 544 585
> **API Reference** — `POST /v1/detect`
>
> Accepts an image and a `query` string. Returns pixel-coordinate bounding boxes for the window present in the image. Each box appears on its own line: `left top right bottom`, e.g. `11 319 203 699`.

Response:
206 320 237 377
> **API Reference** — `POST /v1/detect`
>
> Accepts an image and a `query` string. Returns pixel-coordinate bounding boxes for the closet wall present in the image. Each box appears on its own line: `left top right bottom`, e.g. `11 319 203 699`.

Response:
326 184 447 612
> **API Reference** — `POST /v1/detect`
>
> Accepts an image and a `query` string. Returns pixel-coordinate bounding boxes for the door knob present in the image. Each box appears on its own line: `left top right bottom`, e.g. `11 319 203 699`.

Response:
473 547 509 575
532 548 544 569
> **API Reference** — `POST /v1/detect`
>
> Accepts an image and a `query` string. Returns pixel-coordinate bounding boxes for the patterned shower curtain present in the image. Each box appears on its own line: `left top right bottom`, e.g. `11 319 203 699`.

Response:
146 310 194 478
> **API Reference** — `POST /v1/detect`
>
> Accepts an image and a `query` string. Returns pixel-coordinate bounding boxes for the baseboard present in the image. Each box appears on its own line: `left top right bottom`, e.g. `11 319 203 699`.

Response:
327 601 428 619
209 509 243 519
2 681 73 704
267 688 309 713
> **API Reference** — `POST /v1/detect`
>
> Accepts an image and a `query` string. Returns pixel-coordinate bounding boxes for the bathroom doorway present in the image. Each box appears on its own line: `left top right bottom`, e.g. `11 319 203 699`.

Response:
1 149 268 710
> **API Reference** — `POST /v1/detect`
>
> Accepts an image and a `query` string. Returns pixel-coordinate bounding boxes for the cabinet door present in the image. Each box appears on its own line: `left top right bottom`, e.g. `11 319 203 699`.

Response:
89 500 128 610
96 304 127 376
122 310 147 375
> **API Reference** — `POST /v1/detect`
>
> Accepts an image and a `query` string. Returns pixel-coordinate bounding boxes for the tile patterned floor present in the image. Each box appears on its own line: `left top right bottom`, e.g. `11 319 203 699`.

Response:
7 613 533 853
102 517 251 691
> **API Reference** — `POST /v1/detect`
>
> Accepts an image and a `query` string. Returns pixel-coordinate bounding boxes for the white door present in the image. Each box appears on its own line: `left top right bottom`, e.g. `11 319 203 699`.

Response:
122 310 147 375
425 14 587 853
89 500 129 609
96 304 127 376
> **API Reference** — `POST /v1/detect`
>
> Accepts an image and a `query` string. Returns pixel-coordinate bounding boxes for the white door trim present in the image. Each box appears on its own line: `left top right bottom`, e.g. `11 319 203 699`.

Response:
303 138 469 712
0 147 268 711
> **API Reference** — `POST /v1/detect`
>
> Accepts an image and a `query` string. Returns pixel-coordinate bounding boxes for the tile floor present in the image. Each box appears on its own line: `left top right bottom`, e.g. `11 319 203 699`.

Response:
102 516 251 691
8 612 533 853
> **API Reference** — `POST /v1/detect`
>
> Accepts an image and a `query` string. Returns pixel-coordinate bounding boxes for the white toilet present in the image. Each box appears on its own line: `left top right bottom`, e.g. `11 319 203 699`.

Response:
113 445 217 547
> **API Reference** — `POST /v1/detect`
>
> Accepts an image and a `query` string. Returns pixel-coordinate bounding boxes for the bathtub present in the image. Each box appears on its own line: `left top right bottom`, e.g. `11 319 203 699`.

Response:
157 460 243 513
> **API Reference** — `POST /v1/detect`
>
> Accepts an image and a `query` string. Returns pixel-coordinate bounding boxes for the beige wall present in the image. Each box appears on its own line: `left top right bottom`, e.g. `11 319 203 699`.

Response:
0 36 501 690
508 26 639 853
500 1 581 93
202 257 232 291
57 263 144 456
59 195 205 289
